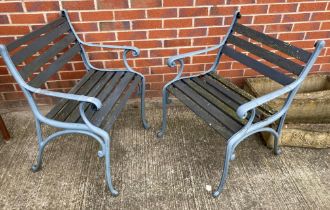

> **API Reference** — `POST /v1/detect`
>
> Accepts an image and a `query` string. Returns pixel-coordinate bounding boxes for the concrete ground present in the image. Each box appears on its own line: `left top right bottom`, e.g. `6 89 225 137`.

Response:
0 102 329 209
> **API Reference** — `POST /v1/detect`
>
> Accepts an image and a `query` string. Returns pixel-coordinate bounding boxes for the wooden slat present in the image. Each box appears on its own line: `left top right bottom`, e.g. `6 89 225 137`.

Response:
6 17 66 51
227 35 304 75
11 21 70 65
91 72 135 126
233 23 311 63
51 71 104 121
46 70 95 119
28 43 81 88
173 81 243 132
168 86 235 139
222 46 294 85
79 71 125 122
20 33 76 80
101 76 141 131
65 71 114 123
207 73 276 116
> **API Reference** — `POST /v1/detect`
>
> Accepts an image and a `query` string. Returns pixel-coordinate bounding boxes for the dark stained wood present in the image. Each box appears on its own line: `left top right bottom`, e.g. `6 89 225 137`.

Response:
0 115 10 141
28 43 81 88
168 85 235 139
222 45 294 85
173 80 243 132
46 70 95 119
233 23 311 63
19 33 76 80
91 72 135 126
102 76 141 131
11 22 70 66
227 35 304 75
6 17 66 51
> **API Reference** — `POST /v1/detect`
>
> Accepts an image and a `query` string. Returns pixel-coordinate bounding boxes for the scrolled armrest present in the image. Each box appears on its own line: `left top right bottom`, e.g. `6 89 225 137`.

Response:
80 41 140 57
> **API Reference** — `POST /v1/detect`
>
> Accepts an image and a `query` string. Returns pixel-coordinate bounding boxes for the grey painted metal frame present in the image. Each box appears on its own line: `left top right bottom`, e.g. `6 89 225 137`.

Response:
157 10 325 197
0 10 149 196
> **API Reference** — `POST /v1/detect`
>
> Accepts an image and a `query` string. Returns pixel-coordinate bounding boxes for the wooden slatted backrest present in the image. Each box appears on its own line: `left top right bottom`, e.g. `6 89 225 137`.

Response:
222 22 312 86
6 15 80 88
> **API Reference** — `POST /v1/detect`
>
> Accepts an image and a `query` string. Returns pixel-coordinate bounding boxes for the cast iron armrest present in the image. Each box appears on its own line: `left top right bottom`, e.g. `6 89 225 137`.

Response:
80 41 140 56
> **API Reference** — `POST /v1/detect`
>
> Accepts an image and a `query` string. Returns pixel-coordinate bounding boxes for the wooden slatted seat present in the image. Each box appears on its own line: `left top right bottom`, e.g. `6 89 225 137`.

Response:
0 10 149 196
157 11 325 198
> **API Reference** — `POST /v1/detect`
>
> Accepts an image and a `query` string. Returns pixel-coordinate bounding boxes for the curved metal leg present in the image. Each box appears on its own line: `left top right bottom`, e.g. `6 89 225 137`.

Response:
140 79 150 129
157 87 168 138
104 136 119 196
212 137 237 198
32 119 44 172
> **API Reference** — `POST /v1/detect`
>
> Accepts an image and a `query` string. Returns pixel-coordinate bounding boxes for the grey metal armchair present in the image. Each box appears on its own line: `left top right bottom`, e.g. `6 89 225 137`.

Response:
157 11 325 197
0 10 149 196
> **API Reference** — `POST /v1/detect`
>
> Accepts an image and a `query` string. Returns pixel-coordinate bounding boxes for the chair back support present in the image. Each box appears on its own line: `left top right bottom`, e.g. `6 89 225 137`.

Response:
5 16 80 88
223 22 312 86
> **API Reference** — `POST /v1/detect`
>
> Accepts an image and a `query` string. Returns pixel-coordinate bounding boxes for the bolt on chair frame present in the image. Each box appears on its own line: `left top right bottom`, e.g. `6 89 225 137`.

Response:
0 10 149 196
157 11 325 197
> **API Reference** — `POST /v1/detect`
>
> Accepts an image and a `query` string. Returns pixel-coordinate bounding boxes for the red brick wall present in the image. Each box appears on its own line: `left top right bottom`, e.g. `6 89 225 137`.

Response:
0 0 329 102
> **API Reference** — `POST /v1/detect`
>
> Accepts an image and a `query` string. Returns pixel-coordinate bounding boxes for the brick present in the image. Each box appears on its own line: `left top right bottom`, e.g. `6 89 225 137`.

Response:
62 1 95 10
266 24 292 33
278 32 305 41
227 0 254 4
254 15 281 24
97 0 128 9
163 0 193 7
100 21 130 31
0 84 15 92
224 15 253 25
145 74 164 83
179 8 208 17
134 40 162 48
299 2 327 12
150 82 166 90
241 5 268 14
135 58 162 67
179 28 207 37
88 52 118 60
72 23 98 32
293 22 320 31
84 32 116 42
25 1 59 11
133 20 162 30
311 12 330 21
3 92 24 101
321 22 330 30
196 0 225 5
115 10 145 20
164 19 192 28
193 37 220 46
208 26 229 36
164 39 191 47
306 31 330 39
149 29 177 39
195 17 222 27
47 80 76 89
0 75 15 84
60 71 86 80
151 66 177 74
118 31 147 40
210 6 238 16
282 13 310 22
131 0 161 8
0 2 23 12
269 4 298 13
150 49 177 57
147 9 177 18
192 55 216 63
11 14 45 24
81 11 113 21
217 69 243 78
0 15 9 24
0 26 30 35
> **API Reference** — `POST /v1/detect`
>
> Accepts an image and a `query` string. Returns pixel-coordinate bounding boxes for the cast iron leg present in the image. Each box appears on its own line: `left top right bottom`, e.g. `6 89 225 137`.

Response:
212 138 236 197
140 79 150 129
104 136 119 196
31 120 44 172
157 88 168 138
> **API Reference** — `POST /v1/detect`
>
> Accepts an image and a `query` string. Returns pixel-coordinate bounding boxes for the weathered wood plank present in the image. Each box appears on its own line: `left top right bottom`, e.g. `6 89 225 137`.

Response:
223 46 294 85
20 33 76 80
234 23 311 63
173 81 243 132
28 43 81 88
11 22 70 65
6 17 66 51
227 35 304 75
168 86 235 139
